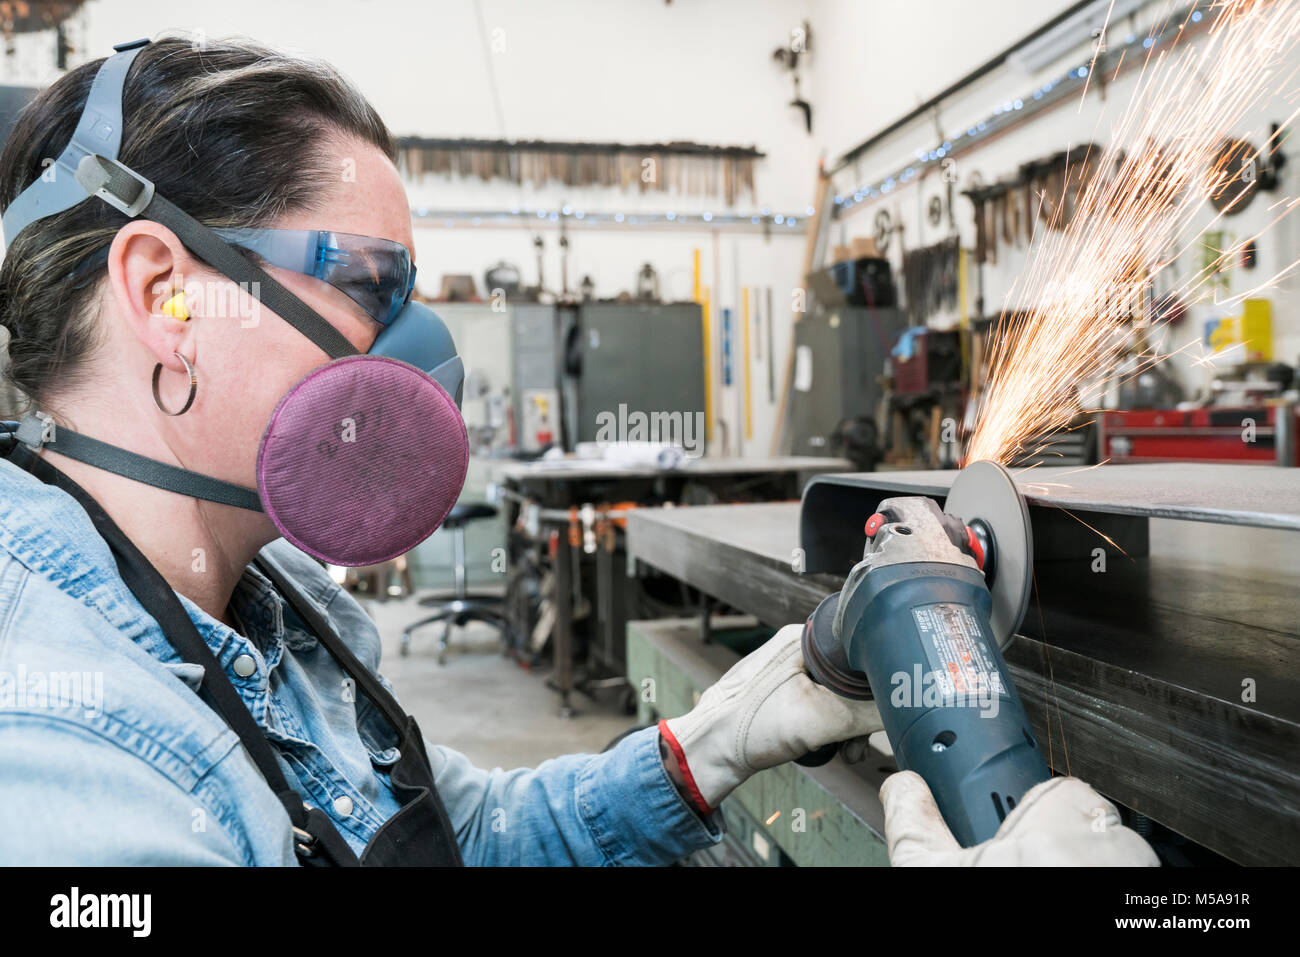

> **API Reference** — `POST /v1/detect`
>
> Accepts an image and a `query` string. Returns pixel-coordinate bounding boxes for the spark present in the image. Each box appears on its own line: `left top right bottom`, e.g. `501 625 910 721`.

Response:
1032 574 1071 776
765 810 781 826
1079 0 1118 108
968 0 1300 465
1055 458 1112 476
1050 503 1128 555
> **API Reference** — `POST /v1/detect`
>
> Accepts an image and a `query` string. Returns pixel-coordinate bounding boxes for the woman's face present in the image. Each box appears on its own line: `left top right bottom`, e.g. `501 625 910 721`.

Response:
108 134 415 507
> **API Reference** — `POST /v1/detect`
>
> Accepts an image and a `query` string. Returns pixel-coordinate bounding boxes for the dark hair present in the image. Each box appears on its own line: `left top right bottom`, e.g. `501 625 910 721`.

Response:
0 34 395 408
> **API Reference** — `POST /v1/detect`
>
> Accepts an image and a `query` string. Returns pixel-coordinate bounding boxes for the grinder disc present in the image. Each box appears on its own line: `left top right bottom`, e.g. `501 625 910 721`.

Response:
944 460 1032 649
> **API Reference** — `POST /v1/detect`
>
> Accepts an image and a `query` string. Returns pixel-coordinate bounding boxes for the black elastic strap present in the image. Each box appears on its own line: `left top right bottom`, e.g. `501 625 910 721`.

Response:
7 443 360 866
22 417 263 512
83 154 359 362
143 191 359 361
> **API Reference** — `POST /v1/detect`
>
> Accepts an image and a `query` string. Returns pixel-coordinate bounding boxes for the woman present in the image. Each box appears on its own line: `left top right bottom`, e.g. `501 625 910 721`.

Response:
0 34 892 865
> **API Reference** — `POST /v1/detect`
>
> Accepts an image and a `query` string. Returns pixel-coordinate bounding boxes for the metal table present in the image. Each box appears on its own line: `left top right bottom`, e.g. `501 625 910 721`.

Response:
627 467 1300 865
493 455 852 488
495 456 851 715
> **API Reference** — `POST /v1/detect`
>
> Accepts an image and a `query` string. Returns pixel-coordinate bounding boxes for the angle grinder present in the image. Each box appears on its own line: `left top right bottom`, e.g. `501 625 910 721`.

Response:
796 461 1050 847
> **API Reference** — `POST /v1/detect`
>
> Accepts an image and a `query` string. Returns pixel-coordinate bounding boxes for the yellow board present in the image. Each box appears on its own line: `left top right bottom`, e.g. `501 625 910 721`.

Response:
1239 298 1273 361
702 287 713 444
1211 299 1274 361
742 286 753 441
957 247 971 387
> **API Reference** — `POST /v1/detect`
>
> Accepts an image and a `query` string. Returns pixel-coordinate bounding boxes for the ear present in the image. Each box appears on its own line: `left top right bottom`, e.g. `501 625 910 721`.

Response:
105 220 196 374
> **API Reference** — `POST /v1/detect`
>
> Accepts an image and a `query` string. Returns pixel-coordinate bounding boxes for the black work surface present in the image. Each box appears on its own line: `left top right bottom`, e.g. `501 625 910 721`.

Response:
1027 545 1300 725
804 463 1300 529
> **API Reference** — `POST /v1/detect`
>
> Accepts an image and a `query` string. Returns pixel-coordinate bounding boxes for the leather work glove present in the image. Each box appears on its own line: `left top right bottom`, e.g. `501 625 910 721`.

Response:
880 770 1160 866
659 624 884 816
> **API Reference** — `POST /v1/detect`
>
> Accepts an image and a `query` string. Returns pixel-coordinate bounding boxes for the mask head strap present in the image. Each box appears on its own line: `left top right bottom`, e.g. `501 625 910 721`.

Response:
1 38 150 246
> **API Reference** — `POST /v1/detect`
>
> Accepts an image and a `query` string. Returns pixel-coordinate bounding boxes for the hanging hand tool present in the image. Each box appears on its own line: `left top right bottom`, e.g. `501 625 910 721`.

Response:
1019 157 1040 240
766 285 775 404
794 461 1050 847
533 235 546 296
901 237 959 325
927 194 944 229
964 184 988 265
984 187 1001 265
873 208 894 255
998 186 1013 248
790 75 813 133
773 20 814 134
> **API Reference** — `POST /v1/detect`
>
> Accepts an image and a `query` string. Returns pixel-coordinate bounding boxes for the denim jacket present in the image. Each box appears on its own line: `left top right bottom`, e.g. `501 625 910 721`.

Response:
0 456 721 865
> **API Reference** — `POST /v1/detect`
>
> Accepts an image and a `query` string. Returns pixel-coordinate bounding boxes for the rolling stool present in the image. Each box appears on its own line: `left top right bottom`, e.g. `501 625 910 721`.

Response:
401 503 506 663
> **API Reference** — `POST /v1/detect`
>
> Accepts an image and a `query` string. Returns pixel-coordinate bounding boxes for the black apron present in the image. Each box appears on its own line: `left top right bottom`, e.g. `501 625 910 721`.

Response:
4 437 463 867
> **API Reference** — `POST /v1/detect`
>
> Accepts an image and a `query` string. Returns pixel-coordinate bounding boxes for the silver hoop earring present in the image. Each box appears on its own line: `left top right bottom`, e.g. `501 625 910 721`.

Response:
152 352 197 416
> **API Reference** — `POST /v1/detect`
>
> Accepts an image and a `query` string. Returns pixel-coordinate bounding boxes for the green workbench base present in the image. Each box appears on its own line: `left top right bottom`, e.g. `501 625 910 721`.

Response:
626 617 890 867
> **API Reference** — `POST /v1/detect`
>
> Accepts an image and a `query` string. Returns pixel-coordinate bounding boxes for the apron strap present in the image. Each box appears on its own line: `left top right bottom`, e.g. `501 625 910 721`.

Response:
256 554 412 733
6 442 361 866
256 553 466 867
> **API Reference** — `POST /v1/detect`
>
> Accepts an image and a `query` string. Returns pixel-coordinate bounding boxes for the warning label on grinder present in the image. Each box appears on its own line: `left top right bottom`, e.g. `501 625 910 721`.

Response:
911 603 1008 701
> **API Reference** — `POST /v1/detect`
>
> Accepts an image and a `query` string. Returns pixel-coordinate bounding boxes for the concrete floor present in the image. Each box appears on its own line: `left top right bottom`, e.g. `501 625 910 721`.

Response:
363 592 637 771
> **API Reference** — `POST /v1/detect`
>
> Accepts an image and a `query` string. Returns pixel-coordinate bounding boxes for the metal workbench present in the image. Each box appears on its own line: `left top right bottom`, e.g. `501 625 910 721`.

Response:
494 455 851 714
627 465 1300 865
492 455 852 487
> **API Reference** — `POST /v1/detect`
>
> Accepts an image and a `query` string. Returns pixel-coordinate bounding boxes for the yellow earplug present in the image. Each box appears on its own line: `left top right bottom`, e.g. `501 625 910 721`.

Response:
161 291 189 321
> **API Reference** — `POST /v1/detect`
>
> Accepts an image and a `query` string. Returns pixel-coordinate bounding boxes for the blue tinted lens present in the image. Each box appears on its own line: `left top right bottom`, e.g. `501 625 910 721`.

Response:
214 227 415 326
314 233 413 326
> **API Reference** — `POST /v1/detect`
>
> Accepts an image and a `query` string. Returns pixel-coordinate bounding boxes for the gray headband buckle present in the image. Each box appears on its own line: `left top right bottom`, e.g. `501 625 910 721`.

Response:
74 154 155 217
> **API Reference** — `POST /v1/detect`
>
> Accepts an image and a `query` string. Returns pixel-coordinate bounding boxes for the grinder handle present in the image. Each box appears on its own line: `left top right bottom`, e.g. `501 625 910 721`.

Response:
792 594 869 768
795 601 839 767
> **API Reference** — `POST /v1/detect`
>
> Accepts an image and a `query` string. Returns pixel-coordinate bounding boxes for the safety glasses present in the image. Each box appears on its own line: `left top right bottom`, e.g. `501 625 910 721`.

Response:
213 227 417 327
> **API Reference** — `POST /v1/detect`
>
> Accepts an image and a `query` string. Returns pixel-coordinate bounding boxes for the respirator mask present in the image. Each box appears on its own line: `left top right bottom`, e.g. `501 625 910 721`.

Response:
2 38 469 567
